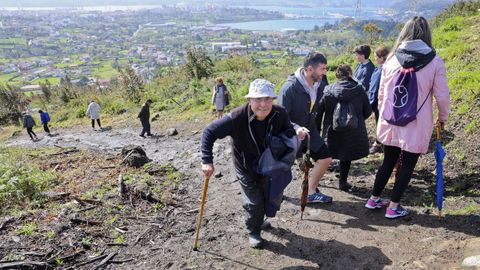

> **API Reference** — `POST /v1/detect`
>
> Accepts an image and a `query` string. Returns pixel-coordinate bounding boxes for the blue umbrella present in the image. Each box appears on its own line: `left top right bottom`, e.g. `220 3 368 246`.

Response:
434 126 446 217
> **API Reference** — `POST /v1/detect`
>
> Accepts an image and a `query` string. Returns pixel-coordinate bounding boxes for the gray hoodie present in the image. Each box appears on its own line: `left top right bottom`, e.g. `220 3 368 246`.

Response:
294 67 320 103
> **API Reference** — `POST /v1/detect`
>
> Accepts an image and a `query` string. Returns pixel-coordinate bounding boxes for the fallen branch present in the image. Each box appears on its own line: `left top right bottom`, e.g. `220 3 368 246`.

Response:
99 165 116 169
70 218 102 226
48 250 84 264
134 227 151 246
110 258 135 264
0 260 48 269
106 243 128 247
74 206 96 213
92 252 117 270
182 208 199 214
72 197 102 206
120 150 135 165
118 174 126 196
114 227 127 234
51 149 80 156
65 254 107 270
40 191 70 200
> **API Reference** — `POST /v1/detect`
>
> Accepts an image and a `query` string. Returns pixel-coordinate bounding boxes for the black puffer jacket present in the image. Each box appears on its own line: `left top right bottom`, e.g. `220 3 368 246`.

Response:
318 78 372 161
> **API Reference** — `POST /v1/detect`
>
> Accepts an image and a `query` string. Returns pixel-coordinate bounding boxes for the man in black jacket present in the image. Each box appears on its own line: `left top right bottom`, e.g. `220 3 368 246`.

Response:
138 99 153 137
201 79 295 249
278 52 333 204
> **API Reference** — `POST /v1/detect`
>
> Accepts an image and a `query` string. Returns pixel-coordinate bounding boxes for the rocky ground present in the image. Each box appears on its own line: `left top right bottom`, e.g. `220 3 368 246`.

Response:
1 121 479 269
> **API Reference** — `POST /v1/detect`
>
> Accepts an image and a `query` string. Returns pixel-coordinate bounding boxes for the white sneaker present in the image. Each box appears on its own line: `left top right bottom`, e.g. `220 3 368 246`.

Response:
248 234 263 249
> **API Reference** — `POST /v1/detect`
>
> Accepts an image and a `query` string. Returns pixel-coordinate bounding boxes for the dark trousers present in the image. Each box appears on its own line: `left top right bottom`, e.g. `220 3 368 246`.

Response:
339 160 351 183
237 170 265 236
372 145 420 203
43 123 50 133
26 127 37 140
140 119 151 136
91 119 101 128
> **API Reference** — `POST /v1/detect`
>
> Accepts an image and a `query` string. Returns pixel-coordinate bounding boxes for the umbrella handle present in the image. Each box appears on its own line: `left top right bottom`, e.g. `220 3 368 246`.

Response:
436 126 441 141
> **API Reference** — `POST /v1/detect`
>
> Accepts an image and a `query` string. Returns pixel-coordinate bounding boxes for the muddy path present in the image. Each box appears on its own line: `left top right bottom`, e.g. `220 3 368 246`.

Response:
2 125 479 269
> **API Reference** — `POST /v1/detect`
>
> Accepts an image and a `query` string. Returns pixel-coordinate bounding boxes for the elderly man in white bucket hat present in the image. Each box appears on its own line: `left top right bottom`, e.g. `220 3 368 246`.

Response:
201 79 296 249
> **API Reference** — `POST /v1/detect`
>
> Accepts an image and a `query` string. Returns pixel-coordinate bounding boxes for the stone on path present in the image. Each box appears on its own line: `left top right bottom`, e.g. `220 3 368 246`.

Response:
463 238 480 269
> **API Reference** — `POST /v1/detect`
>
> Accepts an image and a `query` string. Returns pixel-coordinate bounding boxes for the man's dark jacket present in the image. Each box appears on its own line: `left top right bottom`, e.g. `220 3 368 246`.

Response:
278 74 328 153
138 104 150 122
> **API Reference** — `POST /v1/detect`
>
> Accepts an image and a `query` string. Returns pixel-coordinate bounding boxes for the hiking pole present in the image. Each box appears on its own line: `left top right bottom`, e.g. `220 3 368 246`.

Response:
193 175 210 251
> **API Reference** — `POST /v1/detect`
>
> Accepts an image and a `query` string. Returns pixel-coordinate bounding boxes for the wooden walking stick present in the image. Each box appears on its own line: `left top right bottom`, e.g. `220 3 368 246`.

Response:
193 175 210 251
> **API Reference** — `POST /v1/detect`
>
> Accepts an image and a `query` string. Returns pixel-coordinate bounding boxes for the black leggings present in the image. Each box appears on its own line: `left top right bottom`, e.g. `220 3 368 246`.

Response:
372 145 420 203
91 119 101 128
339 160 351 183
26 127 37 140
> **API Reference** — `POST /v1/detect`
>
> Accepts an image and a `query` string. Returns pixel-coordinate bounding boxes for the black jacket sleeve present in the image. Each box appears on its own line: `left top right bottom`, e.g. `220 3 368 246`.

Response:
138 106 147 120
200 115 234 164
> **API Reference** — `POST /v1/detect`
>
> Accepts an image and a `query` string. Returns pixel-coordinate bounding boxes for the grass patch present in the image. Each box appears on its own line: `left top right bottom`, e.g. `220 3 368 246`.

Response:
445 203 480 215
0 147 57 214
16 221 38 236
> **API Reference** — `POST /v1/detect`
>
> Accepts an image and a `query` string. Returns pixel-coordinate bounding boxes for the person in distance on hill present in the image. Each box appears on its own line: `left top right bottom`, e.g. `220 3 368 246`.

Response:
368 45 390 154
23 112 38 141
211 77 231 119
318 64 372 192
278 52 333 204
201 79 295 249
365 16 450 219
38 110 51 136
86 100 102 131
138 99 153 138
353 44 375 91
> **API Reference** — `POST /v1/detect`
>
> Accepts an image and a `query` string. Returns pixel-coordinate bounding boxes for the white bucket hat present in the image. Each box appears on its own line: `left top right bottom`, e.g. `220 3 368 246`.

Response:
244 79 277 99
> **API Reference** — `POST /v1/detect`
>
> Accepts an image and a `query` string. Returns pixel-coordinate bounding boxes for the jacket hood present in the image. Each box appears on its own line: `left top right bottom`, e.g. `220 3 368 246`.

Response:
325 78 364 102
294 67 320 92
395 40 436 71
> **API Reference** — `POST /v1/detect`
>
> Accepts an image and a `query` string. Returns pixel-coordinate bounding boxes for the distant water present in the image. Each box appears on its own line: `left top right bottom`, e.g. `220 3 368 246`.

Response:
219 19 338 31
220 5 393 31
0 5 165 11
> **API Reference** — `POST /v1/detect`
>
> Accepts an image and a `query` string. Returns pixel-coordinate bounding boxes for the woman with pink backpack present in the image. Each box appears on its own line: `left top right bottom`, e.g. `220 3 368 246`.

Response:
365 16 450 219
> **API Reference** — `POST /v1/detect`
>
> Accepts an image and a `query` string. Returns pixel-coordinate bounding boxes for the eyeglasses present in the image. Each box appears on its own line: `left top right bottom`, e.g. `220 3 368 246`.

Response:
250 97 274 104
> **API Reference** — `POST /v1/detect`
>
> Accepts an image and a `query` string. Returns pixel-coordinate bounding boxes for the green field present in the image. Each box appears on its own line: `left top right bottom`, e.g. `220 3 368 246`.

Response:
0 37 27 45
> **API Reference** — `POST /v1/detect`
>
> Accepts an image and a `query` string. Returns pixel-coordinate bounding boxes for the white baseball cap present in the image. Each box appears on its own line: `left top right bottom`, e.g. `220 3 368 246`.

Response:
244 79 277 99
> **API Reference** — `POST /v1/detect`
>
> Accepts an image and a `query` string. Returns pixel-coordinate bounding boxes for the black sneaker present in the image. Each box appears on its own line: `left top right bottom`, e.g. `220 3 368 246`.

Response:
139 134 146 138
339 182 353 192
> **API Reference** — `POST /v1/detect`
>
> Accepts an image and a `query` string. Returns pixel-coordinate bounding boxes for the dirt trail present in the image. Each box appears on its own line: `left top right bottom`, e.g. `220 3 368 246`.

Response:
4 126 479 269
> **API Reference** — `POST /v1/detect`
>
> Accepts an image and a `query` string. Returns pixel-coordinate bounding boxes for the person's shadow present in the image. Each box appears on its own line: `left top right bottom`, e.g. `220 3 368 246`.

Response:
264 227 392 269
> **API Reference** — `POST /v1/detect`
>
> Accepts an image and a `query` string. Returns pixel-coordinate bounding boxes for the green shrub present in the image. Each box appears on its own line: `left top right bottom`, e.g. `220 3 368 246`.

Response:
0 147 56 212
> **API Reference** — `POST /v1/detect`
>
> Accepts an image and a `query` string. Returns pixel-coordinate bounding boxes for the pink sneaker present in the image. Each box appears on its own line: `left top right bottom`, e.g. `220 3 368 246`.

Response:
385 205 410 219
365 198 389 209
